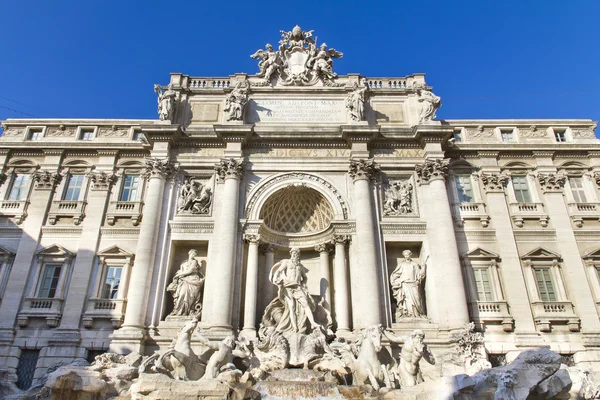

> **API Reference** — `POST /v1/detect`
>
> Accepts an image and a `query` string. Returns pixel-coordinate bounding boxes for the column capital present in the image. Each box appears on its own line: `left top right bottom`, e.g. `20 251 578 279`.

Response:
315 243 333 253
243 233 261 244
331 234 350 245
593 171 600 187
143 157 178 180
215 158 244 181
480 172 510 193
415 159 449 184
87 171 118 191
537 172 566 193
33 170 62 190
348 158 379 181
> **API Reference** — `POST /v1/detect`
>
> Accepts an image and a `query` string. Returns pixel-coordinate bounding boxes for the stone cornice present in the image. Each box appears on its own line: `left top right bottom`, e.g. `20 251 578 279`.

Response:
413 125 453 145
139 123 183 144
341 125 380 144
213 124 253 143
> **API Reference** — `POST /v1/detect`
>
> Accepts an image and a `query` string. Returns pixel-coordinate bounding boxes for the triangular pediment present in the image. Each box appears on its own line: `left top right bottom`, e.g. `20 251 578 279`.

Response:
37 244 72 257
0 246 14 256
465 247 500 260
97 245 134 258
583 248 600 260
521 247 561 260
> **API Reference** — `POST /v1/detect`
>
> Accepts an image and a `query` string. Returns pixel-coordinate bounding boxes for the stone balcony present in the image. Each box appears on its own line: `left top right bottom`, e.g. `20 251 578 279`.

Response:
106 201 143 226
17 297 64 328
0 200 29 224
468 301 514 332
531 301 580 332
509 202 549 227
452 202 490 227
567 202 600 228
48 200 86 225
82 298 126 329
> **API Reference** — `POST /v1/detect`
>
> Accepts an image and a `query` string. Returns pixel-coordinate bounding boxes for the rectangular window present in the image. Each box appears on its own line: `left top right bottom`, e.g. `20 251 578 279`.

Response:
554 130 567 142
37 264 62 298
120 175 139 202
7 174 29 201
453 130 463 142
473 268 494 301
28 129 43 140
455 175 474 203
132 131 142 141
79 129 94 141
16 349 39 390
501 130 515 142
534 268 557 302
63 175 84 201
101 266 122 299
512 176 532 203
570 177 587 203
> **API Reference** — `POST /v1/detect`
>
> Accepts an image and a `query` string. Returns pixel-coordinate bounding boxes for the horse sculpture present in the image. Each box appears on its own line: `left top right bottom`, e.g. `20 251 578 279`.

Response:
351 325 394 390
154 318 206 380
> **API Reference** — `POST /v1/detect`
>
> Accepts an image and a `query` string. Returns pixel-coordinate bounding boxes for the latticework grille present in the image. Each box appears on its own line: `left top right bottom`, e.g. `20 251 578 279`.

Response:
260 187 334 234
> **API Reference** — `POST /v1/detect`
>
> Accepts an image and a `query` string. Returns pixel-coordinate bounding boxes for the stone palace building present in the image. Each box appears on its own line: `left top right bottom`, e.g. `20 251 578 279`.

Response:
0 25 599 390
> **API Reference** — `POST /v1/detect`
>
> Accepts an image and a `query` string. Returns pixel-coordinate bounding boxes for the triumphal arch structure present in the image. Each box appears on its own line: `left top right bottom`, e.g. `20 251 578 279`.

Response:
0 25 600 396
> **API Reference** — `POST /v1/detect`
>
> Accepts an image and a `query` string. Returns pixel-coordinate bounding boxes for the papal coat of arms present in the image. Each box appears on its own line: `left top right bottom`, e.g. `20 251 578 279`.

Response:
251 25 343 86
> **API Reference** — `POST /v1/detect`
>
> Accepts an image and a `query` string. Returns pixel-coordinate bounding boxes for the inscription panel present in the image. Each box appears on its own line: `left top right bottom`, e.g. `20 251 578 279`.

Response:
248 99 346 124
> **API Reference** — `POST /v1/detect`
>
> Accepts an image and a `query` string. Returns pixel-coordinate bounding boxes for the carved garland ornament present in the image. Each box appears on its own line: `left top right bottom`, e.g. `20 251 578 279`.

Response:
415 159 449 184
480 172 510 192
537 173 566 192
215 158 244 180
348 158 379 181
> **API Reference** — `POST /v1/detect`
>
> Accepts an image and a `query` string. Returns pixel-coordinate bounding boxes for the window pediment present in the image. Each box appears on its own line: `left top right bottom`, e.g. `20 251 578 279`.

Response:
464 247 500 261
37 244 73 259
583 249 600 261
521 247 561 261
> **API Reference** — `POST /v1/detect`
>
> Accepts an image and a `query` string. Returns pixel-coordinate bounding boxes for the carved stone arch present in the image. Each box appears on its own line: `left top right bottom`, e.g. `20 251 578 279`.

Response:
61 159 94 174
6 159 38 174
245 172 348 221
449 159 479 172
500 161 535 173
557 160 590 176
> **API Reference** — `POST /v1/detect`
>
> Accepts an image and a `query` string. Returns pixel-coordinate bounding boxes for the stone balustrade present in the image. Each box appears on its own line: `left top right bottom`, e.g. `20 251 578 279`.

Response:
452 202 490 227
106 201 144 226
567 202 600 228
82 298 127 329
188 78 231 89
469 300 514 332
531 301 580 332
0 200 29 224
48 200 87 225
508 202 549 227
17 297 64 328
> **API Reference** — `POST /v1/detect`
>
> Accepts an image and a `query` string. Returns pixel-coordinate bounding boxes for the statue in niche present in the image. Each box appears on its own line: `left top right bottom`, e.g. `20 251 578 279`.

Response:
262 247 321 333
385 329 435 387
167 249 205 318
390 250 427 319
383 180 414 216
345 83 368 122
224 81 249 121
154 84 177 122
416 85 441 124
177 177 213 214
250 43 282 83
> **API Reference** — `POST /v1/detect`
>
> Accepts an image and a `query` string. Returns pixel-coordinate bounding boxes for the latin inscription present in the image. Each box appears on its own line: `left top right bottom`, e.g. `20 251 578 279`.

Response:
248 99 346 124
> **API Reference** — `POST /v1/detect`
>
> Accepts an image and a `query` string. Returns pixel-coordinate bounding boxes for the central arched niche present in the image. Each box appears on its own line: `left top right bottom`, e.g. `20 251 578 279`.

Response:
259 185 334 234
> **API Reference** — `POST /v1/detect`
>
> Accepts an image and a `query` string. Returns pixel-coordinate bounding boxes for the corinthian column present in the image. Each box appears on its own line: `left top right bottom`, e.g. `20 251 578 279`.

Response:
120 158 176 335
348 159 383 328
332 235 351 335
416 159 469 328
242 234 260 336
204 158 244 331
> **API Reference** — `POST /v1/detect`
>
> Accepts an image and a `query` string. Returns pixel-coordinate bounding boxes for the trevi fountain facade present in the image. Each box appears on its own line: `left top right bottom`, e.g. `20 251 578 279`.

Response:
0 26 599 399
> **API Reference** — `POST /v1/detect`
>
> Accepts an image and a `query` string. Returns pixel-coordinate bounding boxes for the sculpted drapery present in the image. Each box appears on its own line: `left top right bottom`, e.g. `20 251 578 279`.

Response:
167 249 205 317
390 250 427 319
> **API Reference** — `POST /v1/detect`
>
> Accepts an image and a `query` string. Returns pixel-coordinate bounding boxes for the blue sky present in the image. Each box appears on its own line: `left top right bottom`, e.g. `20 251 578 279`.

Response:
1 1 599 128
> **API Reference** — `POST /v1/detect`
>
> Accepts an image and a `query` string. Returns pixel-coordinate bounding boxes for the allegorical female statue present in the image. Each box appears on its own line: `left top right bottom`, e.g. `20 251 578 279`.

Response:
167 249 205 317
390 250 427 319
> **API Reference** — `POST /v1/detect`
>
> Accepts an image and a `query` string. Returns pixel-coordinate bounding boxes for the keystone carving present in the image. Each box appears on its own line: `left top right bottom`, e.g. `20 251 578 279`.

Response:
415 159 449 184
537 173 566 192
480 172 510 192
143 158 178 179
87 171 117 191
33 170 62 190
215 158 244 181
348 158 379 181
